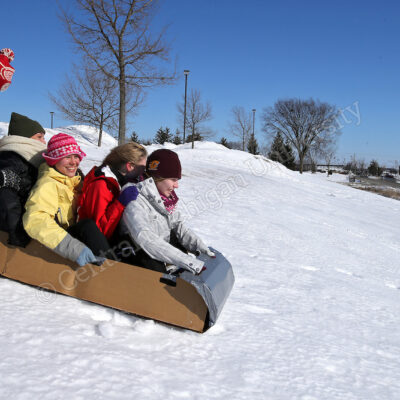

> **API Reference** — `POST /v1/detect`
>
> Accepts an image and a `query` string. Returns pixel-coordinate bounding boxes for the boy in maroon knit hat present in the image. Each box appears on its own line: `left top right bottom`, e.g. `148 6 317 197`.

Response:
121 149 215 275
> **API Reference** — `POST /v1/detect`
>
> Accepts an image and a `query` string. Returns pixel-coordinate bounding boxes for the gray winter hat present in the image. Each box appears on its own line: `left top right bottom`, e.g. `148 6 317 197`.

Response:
8 112 45 139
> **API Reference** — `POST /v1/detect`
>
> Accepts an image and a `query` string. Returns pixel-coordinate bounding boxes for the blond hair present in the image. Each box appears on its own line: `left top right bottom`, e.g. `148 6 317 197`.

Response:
101 142 147 169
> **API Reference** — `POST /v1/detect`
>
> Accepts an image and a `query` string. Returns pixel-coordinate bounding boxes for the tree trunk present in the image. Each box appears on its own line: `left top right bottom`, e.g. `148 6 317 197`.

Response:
191 123 195 149
118 72 126 145
299 153 305 174
98 119 103 147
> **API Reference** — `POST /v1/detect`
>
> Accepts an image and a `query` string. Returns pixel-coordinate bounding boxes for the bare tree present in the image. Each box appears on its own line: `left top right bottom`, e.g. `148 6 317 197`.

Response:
60 0 175 144
177 89 213 147
357 158 367 176
228 106 252 151
307 130 338 174
322 144 337 175
49 63 143 146
261 98 341 173
305 146 320 173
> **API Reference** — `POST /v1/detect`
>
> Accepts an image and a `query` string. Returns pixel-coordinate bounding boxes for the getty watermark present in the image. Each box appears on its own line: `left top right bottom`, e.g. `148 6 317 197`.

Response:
324 100 361 134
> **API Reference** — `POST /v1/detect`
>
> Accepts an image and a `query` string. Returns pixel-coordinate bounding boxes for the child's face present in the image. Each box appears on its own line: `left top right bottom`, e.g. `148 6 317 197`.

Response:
156 178 179 197
30 132 46 144
54 155 81 177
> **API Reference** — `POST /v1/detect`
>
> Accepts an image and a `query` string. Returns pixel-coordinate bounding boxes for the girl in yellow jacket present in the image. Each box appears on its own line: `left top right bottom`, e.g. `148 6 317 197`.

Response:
23 133 109 266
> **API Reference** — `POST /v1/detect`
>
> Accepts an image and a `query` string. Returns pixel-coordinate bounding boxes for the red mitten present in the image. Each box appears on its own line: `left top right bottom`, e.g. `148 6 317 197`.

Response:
0 48 15 92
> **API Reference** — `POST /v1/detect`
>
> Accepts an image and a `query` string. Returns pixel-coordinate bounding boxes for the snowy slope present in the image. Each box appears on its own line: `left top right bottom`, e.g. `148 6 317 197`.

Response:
1 130 400 399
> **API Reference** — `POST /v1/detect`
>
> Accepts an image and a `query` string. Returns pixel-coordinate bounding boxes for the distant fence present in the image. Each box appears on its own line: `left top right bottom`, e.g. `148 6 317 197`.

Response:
301 163 344 171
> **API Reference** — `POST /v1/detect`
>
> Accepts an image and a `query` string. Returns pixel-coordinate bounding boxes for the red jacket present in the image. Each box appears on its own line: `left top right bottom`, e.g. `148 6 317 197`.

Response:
0 54 14 92
78 166 124 239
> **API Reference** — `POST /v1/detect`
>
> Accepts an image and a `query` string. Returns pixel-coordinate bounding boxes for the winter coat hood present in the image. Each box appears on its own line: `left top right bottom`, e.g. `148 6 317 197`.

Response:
77 165 124 239
82 165 120 192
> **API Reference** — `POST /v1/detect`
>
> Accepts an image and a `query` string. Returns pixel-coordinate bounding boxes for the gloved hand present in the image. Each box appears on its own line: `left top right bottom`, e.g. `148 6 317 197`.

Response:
118 185 139 207
166 264 180 274
195 248 216 258
205 249 216 258
0 169 21 192
76 246 106 267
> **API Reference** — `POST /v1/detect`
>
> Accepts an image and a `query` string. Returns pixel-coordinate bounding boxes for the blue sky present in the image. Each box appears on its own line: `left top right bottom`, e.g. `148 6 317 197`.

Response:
1 0 400 165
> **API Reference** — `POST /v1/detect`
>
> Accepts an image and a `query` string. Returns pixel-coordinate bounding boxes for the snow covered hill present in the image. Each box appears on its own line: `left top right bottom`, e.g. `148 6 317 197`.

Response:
1 126 400 399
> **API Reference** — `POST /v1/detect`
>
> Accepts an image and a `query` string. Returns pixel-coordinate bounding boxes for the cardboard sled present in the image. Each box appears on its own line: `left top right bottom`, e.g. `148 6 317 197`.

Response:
0 232 234 333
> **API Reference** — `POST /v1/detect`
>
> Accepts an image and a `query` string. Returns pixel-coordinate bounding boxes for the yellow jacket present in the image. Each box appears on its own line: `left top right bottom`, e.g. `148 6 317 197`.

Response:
23 163 85 261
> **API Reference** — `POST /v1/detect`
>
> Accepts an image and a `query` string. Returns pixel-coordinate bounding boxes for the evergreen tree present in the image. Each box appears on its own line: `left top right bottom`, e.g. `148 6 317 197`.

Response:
154 126 172 144
268 132 296 170
220 137 230 148
268 132 285 161
172 129 182 145
173 133 182 145
283 140 296 170
247 133 259 155
368 160 382 176
130 131 139 143
186 132 203 143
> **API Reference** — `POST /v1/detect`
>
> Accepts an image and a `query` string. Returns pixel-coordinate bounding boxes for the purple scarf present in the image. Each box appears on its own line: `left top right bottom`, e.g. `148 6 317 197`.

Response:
160 190 179 214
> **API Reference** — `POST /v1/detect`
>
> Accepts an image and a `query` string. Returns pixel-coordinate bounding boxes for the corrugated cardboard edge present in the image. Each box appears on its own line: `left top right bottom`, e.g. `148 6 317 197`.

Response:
0 233 208 332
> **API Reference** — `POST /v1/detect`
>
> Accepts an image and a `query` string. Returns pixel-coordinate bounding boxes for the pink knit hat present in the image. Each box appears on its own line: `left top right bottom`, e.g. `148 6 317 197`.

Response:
43 133 86 166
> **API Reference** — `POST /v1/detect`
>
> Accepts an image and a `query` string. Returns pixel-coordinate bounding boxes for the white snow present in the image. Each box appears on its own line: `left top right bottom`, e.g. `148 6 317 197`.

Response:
1 125 400 399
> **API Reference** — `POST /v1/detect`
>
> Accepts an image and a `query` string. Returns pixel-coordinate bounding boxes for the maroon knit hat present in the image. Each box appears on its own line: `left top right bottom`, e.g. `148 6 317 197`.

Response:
146 149 181 179
43 133 86 166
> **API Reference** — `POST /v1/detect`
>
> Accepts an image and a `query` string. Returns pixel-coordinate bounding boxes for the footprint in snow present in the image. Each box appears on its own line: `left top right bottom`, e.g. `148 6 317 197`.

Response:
96 321 115 338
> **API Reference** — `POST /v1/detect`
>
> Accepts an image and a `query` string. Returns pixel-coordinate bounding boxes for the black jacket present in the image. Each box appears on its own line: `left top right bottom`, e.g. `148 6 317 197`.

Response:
0 151 38 246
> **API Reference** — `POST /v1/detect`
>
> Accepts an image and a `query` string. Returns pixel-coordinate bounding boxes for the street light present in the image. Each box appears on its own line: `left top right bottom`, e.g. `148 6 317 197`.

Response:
183 70 190 144
50 112 54 129
252 109 256 136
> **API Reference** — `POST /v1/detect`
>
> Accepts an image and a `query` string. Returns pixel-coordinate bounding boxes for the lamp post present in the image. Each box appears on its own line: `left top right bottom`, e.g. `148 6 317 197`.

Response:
183 70 190 144
50 112 54 129
252 109 256 136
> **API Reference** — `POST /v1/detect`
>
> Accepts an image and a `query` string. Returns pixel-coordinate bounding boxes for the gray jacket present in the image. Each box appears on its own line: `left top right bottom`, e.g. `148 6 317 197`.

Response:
121 178 210 274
